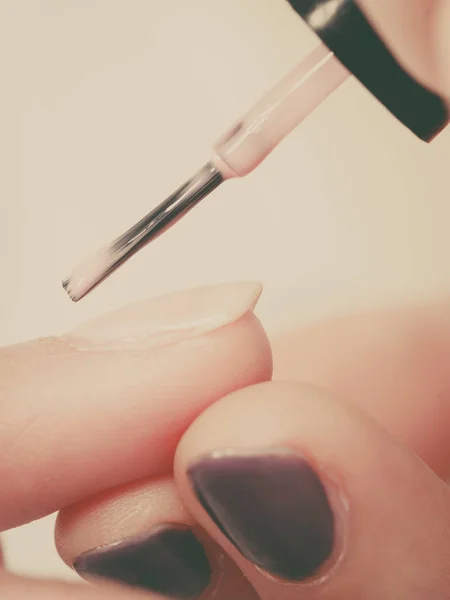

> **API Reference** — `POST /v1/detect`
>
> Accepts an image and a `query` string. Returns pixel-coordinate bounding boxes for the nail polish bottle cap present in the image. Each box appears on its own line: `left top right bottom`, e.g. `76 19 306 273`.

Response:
288 0 449 141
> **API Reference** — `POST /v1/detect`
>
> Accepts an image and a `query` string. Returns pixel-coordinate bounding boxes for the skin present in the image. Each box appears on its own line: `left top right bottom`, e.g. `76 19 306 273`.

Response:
1 3 450 598
1 304 450 600
356 0 450 99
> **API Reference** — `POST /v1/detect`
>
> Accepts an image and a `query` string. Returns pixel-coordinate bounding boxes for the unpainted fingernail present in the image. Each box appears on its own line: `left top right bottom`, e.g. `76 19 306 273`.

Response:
66 281 262 350
73 525 212 599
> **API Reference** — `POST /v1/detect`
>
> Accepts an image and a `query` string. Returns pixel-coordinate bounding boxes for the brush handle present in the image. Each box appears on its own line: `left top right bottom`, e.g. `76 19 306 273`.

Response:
212 44 349 179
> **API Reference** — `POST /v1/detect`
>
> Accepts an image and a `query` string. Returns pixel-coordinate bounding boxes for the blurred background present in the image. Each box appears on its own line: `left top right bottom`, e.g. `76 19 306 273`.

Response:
1 0 449 582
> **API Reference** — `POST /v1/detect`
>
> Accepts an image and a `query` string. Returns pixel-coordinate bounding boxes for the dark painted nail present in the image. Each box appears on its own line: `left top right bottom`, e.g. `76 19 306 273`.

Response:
73 525 211 599
188 451 335 581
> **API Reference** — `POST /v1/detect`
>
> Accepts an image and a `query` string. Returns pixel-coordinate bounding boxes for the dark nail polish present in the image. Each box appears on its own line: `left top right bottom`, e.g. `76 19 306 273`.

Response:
73 525 211 600
188 451 335 581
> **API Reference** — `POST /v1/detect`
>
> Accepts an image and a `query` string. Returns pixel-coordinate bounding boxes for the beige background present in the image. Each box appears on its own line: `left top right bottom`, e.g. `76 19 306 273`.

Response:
1 0 449 582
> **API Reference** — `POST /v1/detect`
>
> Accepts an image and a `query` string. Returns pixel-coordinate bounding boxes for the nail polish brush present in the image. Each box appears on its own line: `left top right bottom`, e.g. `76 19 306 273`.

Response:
63 0 448 302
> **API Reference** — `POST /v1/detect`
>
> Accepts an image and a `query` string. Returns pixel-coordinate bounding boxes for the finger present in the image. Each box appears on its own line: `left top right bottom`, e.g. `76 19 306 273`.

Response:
357 0 450 97
271 306 450 478
54 477 258 600
0 282 271 530
176 382 450 599
1 572 163 600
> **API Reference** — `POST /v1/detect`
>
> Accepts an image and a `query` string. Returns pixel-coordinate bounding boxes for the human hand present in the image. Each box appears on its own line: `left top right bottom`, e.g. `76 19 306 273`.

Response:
3 283 450 598
356 0 450 98
0 283 270 599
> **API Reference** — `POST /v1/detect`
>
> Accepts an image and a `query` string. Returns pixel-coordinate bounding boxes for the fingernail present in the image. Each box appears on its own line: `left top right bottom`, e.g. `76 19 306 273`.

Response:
73 525 211 599
66 281 262 350
188 450 335 581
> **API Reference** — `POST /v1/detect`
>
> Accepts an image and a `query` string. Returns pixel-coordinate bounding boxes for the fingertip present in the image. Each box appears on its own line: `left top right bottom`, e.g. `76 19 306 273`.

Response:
55 476 259 600
175 381 450 598
436 1 450 100
0 306 271 530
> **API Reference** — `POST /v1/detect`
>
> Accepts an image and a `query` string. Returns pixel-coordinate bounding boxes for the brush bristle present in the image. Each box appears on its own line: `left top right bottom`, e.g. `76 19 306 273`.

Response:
62 278 79 302
62 162 224 302
62 246 113 302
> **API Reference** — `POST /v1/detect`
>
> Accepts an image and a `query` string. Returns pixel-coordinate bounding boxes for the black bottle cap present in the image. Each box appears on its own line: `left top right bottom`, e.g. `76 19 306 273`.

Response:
287 0 449 141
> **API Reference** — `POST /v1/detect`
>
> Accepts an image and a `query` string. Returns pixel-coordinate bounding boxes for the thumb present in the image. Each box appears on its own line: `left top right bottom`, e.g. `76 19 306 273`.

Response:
357 0 450 99
437 4 450 98
175 381 450 599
